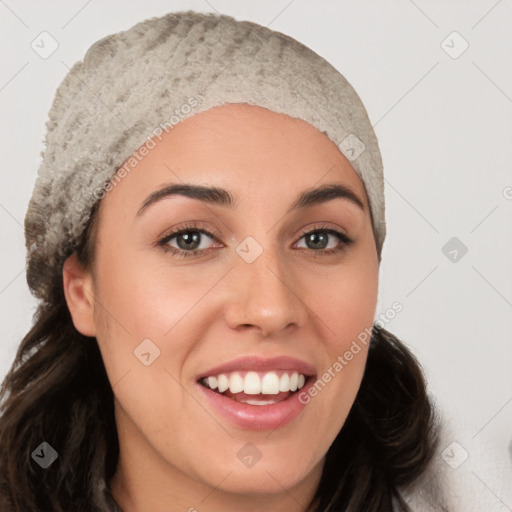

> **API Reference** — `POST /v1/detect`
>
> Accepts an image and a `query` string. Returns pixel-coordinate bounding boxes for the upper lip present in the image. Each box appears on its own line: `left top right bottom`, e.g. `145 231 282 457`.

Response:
196 355 317 381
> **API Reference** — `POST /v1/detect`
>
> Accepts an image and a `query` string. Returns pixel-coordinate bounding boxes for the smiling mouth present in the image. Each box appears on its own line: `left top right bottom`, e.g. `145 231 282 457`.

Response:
198 370 312 405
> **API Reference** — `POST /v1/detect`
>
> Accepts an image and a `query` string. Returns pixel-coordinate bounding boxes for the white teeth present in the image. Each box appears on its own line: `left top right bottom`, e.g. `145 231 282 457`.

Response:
261 372 280 394
228 372 244 394
241 399 278 405
217 374 229 393
207 376 218 390
202 370 308 394
279 373 290 392
289 372 298 392
244 371 261 394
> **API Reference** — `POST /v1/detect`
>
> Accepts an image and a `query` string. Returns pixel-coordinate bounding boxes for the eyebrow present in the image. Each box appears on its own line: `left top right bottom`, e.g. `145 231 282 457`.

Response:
136 182 365 217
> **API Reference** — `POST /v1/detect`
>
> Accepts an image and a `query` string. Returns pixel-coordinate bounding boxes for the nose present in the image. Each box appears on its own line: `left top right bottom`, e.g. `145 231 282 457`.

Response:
223 244 308 338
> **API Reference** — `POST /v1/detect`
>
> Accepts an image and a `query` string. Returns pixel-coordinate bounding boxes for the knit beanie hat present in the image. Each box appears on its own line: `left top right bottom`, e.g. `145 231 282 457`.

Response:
24 10 386 303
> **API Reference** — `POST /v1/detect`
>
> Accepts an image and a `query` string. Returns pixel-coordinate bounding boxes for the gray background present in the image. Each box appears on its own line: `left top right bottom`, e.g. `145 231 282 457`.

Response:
1 0 511 507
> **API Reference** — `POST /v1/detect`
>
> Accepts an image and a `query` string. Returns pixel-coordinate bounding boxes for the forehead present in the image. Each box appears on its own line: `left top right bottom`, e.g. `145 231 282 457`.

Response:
99 103 369 216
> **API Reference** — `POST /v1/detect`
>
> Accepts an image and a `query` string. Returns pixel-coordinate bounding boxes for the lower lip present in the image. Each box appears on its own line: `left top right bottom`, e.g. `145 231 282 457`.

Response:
196 377 315 431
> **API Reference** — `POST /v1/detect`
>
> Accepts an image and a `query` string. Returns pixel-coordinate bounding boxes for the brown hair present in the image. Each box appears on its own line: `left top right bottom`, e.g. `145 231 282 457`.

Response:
0 205 439 512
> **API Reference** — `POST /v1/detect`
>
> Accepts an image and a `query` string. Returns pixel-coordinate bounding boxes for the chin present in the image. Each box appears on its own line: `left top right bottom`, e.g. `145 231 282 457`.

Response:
217 469 308 496
201 452 318 497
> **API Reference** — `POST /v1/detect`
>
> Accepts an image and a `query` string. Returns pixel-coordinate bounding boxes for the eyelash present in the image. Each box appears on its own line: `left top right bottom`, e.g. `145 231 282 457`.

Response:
157 222 354 259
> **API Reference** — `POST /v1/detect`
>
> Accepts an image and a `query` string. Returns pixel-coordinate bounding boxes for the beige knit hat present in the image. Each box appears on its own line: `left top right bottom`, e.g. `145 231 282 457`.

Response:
24 10 386 302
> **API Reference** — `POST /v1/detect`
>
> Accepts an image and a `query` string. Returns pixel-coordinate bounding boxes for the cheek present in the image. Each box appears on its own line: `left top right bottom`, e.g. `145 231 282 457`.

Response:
304 256 378 427
94 245 205 338
91 246 223 404
313 253 378 347
91 252 200 440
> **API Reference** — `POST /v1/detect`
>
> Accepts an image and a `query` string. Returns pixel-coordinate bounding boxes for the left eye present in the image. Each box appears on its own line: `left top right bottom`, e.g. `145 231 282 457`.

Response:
295 229 346 251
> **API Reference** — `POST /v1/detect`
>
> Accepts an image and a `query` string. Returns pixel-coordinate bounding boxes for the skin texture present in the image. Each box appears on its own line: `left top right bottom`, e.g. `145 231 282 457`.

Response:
63 103 379 512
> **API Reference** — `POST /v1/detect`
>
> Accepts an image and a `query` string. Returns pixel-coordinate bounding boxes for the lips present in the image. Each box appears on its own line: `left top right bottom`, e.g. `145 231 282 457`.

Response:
195 355 317 430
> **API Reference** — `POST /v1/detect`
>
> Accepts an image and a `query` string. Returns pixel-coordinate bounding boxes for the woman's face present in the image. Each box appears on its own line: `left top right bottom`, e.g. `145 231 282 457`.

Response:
65 103 379 509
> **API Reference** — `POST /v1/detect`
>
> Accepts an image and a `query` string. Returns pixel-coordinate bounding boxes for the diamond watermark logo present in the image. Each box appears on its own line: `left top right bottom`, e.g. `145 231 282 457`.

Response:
339 134 366 161
236 236 263 264
31 442 58 469
441 31 469 59
134 338 161 366
31 31 59 59
441 441 469 469
237 442 262 468
442 236 468 263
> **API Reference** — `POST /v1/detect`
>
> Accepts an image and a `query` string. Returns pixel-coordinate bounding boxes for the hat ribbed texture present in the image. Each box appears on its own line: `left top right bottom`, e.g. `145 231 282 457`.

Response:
24 10 386 302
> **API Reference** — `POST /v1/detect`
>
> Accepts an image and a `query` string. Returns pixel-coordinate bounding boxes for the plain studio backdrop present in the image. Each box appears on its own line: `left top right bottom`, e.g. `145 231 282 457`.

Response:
1 0 511 508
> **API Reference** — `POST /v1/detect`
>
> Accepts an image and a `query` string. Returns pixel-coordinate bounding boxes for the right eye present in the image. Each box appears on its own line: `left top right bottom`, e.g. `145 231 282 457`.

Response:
157 223 221 258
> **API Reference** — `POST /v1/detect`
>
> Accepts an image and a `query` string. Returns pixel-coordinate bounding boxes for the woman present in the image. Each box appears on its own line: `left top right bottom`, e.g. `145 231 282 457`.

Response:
0 10 446 512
